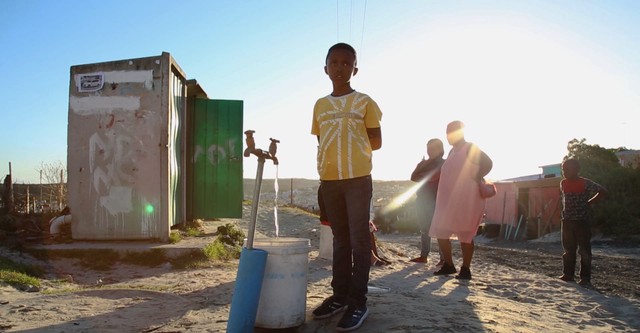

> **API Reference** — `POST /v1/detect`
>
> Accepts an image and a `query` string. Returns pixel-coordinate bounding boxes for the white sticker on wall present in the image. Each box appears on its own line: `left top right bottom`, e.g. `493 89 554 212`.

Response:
77 73 104 92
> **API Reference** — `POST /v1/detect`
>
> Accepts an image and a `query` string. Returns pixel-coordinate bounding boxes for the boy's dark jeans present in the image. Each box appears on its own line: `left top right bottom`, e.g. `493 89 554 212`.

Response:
321 175 372 307
561 219 592 281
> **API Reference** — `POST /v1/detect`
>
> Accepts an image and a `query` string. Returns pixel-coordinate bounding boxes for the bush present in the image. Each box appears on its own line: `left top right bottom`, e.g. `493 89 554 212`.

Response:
203 239 241 261
169 230 182 243
215 223 245 247
0 255 44 288
0 214 20 232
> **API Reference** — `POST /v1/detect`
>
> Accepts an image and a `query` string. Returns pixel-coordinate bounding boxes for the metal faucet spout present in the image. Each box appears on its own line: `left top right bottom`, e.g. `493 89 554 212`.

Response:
269 138 280 165
243 130 256 157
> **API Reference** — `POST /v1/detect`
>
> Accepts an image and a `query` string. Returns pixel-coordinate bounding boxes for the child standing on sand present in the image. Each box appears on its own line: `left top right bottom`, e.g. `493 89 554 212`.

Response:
311 42 382 332
410 138 445 265
558 158 607 287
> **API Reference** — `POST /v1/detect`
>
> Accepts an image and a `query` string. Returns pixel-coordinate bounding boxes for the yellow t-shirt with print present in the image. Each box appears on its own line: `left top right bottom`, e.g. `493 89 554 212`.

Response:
311 91 382 181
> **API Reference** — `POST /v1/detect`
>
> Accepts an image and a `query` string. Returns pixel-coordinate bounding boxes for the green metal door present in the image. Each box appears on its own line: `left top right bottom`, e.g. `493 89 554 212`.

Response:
189 99 243 218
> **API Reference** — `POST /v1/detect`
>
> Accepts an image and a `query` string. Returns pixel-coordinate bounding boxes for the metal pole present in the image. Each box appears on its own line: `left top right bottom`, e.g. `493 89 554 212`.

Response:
26 186 30 214
59 169 63 210
246 156 266 250
40 168 43 213
8 162 13 213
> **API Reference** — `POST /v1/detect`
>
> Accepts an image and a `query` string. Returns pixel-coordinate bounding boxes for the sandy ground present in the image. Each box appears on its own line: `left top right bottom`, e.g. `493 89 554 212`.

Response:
1 201 639 333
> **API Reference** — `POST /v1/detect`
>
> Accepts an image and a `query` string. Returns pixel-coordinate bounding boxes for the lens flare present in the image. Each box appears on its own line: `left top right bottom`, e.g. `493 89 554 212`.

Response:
380 178 426 215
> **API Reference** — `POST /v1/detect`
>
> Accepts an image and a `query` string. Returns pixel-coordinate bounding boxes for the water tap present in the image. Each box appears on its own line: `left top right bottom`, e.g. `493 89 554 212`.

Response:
269 138 280 165
243 130 255 157
244 130 279 165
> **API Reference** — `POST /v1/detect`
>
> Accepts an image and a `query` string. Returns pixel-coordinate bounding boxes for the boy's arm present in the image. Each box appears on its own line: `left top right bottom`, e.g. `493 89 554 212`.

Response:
411 159 428 182
585 179 608 204
588 186 608 204
367 127 382 151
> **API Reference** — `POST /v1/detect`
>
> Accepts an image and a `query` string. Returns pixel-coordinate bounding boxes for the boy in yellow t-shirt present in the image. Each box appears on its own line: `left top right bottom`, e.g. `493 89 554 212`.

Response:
310 42 382 332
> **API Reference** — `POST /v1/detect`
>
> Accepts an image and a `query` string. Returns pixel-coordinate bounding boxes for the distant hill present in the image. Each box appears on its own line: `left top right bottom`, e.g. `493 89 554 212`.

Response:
2 178 415 215
244 178 415 214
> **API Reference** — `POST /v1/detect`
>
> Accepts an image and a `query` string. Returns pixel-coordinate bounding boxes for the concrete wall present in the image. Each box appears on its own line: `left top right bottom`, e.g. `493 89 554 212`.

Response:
67 53 185 241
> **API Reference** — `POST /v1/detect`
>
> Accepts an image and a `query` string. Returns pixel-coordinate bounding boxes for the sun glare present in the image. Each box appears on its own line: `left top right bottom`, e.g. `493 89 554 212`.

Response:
380 178 426 215
362 12 639 182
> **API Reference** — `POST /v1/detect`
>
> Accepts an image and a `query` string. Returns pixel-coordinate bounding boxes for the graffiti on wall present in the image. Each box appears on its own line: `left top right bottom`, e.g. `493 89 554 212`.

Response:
86 114 160 236
89 129 136 215
192 138 239 165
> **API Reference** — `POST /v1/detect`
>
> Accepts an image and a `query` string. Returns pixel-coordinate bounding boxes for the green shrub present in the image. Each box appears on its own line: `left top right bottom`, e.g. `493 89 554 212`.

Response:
185 227 203 237
0 215 20 232
215 223 246 247
203 239 241 261
0 255 43 288
169 230 182 244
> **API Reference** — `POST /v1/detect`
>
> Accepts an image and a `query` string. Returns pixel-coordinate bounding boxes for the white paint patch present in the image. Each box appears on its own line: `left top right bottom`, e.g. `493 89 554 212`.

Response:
103 70 154 90
70 96 140 115
99 186 133 215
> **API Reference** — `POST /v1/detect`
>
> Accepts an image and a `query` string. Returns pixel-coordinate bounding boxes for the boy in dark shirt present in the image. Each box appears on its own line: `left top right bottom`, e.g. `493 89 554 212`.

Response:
409 138 445 265
559 158 607 287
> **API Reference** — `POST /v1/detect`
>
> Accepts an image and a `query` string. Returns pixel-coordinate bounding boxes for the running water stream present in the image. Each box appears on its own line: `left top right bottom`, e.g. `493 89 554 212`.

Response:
273 165 279 237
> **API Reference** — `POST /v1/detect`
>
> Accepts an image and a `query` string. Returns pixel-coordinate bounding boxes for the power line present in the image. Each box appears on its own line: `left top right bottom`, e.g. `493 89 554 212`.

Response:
360 0 368 63
335 0 368 63
350 0 354 42
336 0 340 42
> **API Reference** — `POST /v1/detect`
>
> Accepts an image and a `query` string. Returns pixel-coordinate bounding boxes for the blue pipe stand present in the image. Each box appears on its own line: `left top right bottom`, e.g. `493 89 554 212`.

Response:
226 247 268 333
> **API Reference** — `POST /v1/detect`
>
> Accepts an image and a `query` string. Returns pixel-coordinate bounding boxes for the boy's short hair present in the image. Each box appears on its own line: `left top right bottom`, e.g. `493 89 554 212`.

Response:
326 42 357 66
427 138 443 146
427 138 444 151
427 138 445 157
562 158 580 170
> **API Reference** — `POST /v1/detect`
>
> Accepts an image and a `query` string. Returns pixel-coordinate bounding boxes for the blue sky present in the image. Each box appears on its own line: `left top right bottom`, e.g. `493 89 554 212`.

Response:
1 0 639 184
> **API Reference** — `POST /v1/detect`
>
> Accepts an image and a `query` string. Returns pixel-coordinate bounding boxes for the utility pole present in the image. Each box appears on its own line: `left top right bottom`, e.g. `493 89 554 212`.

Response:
7 162 14 213
59 168 63 210
290 178 294 206
26 186 30 214
40 167 43 213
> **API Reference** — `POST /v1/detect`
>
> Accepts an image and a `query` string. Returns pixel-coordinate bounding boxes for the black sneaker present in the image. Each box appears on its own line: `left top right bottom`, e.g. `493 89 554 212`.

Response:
336 304 369 332
578 279 593 288
312 296 347 319
433 262 457 276
559 274 575 282
455 266 472 280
